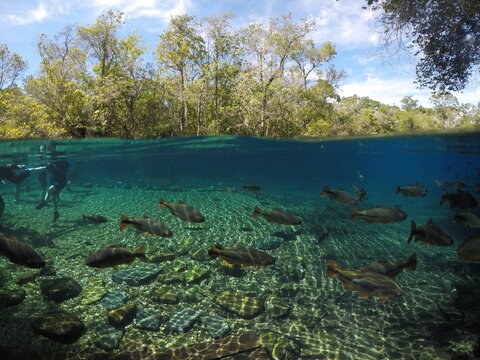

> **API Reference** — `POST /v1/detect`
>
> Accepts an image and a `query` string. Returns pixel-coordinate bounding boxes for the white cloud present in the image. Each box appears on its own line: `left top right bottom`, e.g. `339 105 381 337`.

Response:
91 0 190 20
6 3 48 25
340 75 480 107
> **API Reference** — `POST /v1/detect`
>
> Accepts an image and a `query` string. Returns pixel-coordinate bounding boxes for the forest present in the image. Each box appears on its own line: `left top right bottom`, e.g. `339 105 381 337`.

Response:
0 10 479 139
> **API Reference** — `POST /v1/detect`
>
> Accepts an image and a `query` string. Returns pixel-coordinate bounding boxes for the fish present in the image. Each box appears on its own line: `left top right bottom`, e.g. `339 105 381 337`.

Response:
252 206 301 225
82 214 108 223
320 185 357 206
0 234 45 268
453 212 480 228
356 253 417 278
158 198 205 223
434 179 467 189
243 184 261 192
119 215 172 237
208 244 275 270
396 184 427 197
326 261 404 302
350 206 407 224
457 235 480 263
351 184 368 201
407 219 453 246
86 245 148 269
440 190 478 209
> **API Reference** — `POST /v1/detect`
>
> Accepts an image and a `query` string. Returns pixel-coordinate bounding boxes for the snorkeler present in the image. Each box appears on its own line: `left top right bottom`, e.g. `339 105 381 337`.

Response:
0 164 46 203
35 151 69 222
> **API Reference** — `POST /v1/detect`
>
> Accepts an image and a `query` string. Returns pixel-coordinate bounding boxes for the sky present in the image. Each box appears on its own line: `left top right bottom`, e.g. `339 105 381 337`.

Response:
0 0 479 107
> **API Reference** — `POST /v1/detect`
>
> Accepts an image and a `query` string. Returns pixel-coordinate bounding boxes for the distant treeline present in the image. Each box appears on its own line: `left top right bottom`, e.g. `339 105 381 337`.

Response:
0 11 479 139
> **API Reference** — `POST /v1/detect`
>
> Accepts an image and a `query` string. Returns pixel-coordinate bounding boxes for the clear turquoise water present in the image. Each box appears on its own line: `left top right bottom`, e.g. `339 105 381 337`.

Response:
0 133 479 359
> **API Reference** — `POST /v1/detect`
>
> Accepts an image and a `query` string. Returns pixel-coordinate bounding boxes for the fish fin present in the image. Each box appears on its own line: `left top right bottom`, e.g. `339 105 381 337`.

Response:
135 246 148 262
126 257 136 265
221 260 234 268
358 291 370 299
113 266 120 271
208 245 221 259
158 198 166 209
240 264 250 270
423 243 429 247
326 260 339 277
252 206 261 218
388 269 403 278
144 232 154 236
254 265 261 271
407 221 416 244
340 279 354 290
439 190 448 206
320 185 329 197
119 215 129 231
350 208 360 221
407 253 417 271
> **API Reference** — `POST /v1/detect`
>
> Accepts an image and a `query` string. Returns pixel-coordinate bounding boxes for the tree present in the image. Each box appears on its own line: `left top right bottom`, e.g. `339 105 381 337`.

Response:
156 15 206 135
0 44 27 89
365 0 480 91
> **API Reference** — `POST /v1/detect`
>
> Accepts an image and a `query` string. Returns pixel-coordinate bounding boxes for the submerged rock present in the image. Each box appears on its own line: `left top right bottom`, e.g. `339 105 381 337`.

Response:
79 276 106 305
40 277 82 303
149 252 175 263
108 303 137 328
15 270 39 285
151 287 179 304
183 265 210 283
200 314 230 338
178 285 205 303
94 322 125 350
134 308 162 331
266 296 291 319
188 247 211 261
101 290 126 310
154 332 260 358
157 271 184 284
166 307 203 333
31 311 85 344
255 236 285 250
214 291 264 319
0 289 26 307
111 267 161 286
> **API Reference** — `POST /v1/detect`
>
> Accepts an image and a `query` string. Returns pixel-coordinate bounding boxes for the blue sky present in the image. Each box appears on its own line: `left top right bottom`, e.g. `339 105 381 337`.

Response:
1 0 479 107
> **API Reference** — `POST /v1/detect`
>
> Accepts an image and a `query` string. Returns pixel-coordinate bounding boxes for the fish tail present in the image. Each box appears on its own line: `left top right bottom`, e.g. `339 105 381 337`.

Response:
407 253 417 271
208 244 223 259
350 208 360 221
407 221 416 244
326 260 339 278
158 198 167 210
320 185 329 197
252 206 261 218
439 190 448 206
119 215 129 231
136 245 148 262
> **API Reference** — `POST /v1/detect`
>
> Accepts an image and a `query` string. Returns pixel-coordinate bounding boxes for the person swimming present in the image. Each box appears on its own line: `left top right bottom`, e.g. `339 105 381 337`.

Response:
35 147 69 222
0 164 46 203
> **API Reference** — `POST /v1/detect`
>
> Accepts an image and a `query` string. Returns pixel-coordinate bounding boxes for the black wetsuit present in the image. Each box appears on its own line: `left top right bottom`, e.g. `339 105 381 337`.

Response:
46 160 69 191
0 165 31 184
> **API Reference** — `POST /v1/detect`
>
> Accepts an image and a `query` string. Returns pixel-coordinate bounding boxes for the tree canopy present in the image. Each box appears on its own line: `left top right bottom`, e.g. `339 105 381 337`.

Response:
0 11 479 139
365 0 480 92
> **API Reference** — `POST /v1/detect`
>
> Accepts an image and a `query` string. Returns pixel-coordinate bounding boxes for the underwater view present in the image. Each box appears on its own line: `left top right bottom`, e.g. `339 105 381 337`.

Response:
0 133 480 360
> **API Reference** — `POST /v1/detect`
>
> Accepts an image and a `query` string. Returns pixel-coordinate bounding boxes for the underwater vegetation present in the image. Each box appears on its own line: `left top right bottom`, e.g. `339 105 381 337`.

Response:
0 135 480 359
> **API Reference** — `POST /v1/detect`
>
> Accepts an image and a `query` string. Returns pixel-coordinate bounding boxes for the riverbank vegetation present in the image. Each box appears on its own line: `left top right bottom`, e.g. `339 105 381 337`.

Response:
0 11 479 139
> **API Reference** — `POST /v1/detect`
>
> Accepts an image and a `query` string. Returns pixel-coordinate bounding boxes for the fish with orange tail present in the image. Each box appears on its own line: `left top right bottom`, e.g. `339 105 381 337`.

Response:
326 261 403 302
356 253 417 278
86 245 148 270
208 244 275 270
120 215 172 237
252 206 301 225
158 198 205 223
